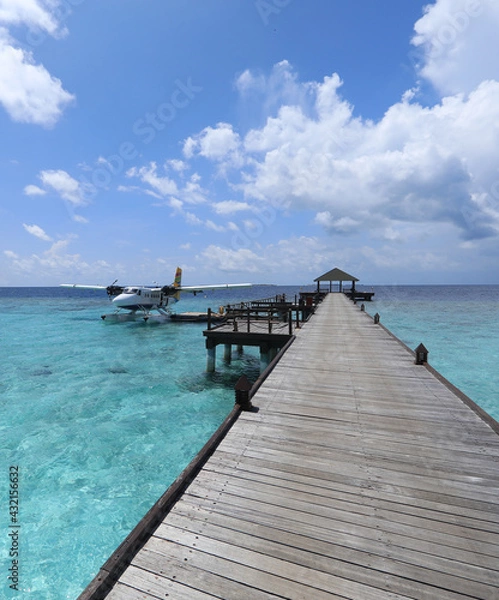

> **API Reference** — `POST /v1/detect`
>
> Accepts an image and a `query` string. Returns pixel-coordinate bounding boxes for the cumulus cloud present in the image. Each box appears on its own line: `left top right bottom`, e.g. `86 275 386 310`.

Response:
412 0 499 95
0 37 74 126
23 223 52 241
0 2 74 126
183 122 243 171
222 60 499 242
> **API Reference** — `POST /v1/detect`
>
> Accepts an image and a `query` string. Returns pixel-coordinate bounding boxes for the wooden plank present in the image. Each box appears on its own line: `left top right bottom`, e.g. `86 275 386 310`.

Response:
202 453 499 532
144 526 415 600
185 477 499 557
134 541 353 600
160 506 499 597
106 564 220 600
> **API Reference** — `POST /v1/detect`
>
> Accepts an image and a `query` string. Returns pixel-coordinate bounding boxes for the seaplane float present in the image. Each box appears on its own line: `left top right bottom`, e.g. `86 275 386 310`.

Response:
61 267 251 322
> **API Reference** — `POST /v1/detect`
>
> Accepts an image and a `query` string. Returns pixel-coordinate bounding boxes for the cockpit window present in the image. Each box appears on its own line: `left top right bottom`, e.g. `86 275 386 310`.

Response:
124 287 139 294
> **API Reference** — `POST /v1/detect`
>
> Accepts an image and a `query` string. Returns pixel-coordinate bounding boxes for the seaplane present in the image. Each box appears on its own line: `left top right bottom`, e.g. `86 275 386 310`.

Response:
61 267 251 322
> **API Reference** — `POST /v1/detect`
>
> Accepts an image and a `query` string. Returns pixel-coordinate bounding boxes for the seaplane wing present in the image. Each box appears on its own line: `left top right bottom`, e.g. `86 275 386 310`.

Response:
178 282 252 293
61 284 108 290
60 268 252 321
61 280 125 297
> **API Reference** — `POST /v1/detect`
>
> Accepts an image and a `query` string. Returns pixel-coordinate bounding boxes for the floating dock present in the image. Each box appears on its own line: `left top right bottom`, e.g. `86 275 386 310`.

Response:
79 293 499 600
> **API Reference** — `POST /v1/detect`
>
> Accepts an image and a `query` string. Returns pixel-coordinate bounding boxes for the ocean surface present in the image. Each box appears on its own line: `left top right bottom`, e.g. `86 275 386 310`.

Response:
0 284 498 599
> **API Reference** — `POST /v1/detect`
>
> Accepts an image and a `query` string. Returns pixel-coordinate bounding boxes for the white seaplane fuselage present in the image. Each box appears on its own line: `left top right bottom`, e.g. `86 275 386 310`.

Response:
112 287 172 312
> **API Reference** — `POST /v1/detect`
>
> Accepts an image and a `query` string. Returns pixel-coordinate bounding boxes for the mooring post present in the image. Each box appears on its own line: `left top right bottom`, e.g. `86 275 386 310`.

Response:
373 313 380 324
415 343 429 365
224 344 232 363
207 307 212 330
234 374 253 410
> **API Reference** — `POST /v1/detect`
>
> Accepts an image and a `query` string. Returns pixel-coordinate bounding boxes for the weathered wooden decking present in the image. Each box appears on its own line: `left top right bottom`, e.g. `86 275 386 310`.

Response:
95 293 499 599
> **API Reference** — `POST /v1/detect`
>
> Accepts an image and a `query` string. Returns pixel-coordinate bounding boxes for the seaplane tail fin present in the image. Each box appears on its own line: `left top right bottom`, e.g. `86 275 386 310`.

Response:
173 267 182 288
173 267 182 301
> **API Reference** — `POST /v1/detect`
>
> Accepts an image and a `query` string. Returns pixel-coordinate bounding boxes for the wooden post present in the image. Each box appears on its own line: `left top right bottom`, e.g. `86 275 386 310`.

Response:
207 307 212 330
224 344 232 363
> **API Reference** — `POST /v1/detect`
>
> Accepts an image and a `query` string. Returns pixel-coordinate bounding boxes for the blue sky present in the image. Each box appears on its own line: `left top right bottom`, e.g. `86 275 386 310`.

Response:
1 0 499 286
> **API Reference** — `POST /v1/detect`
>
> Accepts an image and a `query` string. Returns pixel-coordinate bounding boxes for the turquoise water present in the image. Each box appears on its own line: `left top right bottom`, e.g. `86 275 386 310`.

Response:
1 284 498 599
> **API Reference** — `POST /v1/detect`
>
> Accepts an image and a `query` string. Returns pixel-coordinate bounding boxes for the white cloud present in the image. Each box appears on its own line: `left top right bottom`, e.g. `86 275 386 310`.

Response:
126 163 209 206
0 36 74 126
3 235 118 283
127 163 178 197
168 159 188 172
183 122 242 167
199 236 338 279
24 183 46 196
412 0 499 95
235 69 265 95
0 0 67 37
200 245 265 273
0 2 74 126
228 64 499 242
212 200 251 215
169 197 183 212
39 169 87 206
205 220 226 233
23 223 52 241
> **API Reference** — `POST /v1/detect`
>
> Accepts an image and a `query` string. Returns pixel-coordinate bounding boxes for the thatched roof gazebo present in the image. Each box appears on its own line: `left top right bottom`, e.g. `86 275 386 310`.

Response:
314 267 359 293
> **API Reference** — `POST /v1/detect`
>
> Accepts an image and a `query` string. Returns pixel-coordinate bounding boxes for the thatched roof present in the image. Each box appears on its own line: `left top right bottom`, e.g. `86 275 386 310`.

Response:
314 268 359 283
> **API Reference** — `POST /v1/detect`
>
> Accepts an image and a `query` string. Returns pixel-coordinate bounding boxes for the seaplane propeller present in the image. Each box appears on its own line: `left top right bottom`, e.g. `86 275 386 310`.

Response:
106 279 125 298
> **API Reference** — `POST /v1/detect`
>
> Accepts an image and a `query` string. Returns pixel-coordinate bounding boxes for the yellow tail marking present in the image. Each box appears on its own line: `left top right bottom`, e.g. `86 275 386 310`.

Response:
173 267 182 288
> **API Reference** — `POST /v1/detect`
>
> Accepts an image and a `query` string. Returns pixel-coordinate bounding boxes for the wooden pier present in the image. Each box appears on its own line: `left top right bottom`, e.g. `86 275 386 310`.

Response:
79 293 499 600
203 296 313 373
